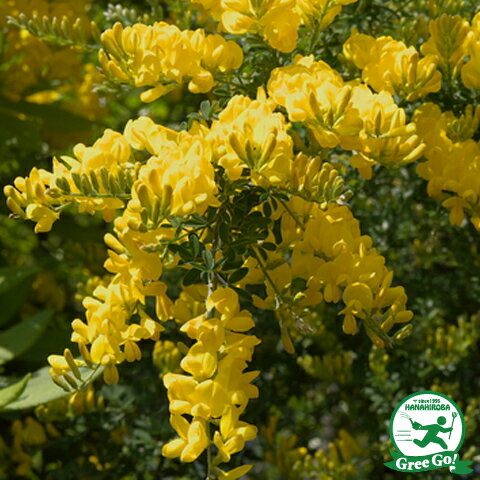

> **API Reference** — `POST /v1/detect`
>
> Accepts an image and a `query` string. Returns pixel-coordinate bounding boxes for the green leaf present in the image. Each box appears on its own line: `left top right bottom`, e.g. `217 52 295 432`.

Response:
189 233 201 258
0 311 53 365
168 243 192 261
183 268 202 286
229 268 249 283
232 286 252 303
262 242 277 251
0 374 31 410
200 100 211 117
202 249 215 271
4 364 103 411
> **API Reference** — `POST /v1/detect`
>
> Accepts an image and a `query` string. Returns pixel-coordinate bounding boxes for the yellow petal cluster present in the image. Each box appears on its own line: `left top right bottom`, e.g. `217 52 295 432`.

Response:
4 128 137 232
421 14 472 79
100 22 243 102
343 32 441 101
128 118 219 221
193 0 358 53
239 200 412 348
296 0 359 29
195 0 302 53
162 287 259 473
208 89 293 185
268 55 424 178
414 103 480 229
461 13 480 89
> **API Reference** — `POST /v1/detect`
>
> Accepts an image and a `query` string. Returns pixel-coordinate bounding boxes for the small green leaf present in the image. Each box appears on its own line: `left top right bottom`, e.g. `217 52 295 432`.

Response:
0 374 31 410
263 202 272 217
200 100 211 117
229 268 249 283
262 242 277 251
183 268 201 286
202 249 215 271
189 233 201 258
0 311 53 365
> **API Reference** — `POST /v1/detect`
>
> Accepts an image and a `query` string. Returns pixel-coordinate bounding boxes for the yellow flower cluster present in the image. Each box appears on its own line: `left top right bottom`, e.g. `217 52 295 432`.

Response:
461 13 480 89
5 45 413 473
4 129 136 232
268 55 425 178
162 288 259 478
208 88 293 185
193 0 359 52
100 22 243 102
414 103 480 229
343 32 442 101
298 351 353 384
421 14 472 81
416 13 480 89
247 201 413 347
47 119 228 385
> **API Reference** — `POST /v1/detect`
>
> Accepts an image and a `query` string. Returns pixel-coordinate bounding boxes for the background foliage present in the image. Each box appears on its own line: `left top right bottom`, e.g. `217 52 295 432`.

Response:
0 0 479 478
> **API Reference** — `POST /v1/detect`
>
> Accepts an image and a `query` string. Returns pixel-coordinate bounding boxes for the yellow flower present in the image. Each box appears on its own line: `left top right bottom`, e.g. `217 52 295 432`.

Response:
186 30 243 93
100 22 243 102
344 32 441 101
461 14 480 89
421 14 472 78
220 0 301 53
162 415 210 462
209 89 294 185
350 89 425 178
163 287 259 471
268 54 423 176
414 102 480 230
297 0 359 30
25 204 59 233
131 129 219 221
461 41 480 89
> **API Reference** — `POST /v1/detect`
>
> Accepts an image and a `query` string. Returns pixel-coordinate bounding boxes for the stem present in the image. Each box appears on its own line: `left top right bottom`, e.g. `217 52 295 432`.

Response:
63 191 132 201
250 248 283 307
78 363 101 390
308 21 321 53
277 197 304 230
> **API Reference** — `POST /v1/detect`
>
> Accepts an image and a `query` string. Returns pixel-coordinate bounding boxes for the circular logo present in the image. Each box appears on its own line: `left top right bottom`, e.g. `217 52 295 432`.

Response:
390 391 465 457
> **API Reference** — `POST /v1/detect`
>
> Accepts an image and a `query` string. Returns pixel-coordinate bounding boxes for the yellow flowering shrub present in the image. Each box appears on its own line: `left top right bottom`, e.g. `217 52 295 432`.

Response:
3 1 480 478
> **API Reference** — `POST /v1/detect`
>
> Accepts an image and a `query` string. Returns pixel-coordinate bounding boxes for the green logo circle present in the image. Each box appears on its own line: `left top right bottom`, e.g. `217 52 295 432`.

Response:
390 391 465 456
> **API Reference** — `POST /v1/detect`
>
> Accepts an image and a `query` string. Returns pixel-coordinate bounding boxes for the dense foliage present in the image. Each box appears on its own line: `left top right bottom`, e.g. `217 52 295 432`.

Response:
0 0 479 478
